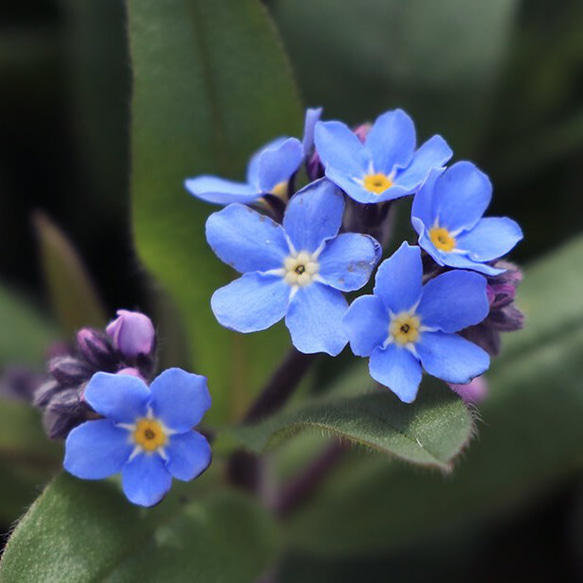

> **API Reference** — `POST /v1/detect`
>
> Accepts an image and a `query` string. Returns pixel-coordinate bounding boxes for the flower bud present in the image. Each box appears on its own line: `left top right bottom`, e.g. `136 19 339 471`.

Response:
33 379 61 408
116 367 145 381
0 366 43 402
106 310 156 360
449 376 488 404
76 328 119 371
49 356 93 387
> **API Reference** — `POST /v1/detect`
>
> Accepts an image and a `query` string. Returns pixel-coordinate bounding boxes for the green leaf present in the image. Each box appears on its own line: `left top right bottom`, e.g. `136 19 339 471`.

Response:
285 236 583 557
232 382 473 471
0 400 61 525
128 0 303 422
0 474 279 582
34 212 107 337
0 283 55 367
271 0 519 152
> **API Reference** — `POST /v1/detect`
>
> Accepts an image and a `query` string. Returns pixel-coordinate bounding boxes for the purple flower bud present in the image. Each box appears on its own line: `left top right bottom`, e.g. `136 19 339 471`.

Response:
49 356 93 387
0 366 43 402
353 123 371 143
76 328 119 371
449 376 488 404
33 379 62 408
116 367 145 381
106 310 156 360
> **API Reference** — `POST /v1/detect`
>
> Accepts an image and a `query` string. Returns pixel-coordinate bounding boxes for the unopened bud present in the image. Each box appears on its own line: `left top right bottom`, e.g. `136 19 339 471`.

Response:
76 328 119 371
449 376 488 404
49 356 93 387
106 310 156 360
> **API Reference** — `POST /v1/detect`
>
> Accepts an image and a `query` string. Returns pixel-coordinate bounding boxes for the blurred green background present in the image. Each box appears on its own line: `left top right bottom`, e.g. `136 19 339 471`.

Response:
0 0 582 580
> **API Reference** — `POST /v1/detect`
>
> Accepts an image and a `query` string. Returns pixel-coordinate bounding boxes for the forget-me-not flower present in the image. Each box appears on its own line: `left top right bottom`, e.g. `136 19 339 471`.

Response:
314 109 453 204
64 368 211 507
411 161 523 275
206 179 381 356
343 243 490 403
185 108 322 206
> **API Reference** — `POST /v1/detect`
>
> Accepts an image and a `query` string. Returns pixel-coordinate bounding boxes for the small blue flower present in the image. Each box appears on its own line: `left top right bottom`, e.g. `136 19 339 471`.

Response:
64 368 211 507
185 108 322 206
343 243 490 403
314 109 453 204
206 179 382 356
411 161 523 275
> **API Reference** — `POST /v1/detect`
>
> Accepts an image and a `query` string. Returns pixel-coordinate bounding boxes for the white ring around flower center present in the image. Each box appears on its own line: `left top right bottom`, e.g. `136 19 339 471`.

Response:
284 251 319 287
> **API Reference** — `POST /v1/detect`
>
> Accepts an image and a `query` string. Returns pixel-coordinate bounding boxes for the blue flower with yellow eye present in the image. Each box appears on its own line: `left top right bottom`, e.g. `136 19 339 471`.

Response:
185 108 322 206
411 161 523 275
206 178 381 356
343 243 490 403
64 368 211 507
314 109 452 204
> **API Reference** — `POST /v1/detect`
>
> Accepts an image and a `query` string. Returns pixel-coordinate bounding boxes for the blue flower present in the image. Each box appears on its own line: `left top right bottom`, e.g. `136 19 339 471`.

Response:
343 243 490 403
64 368 211 507
206 179 381 356
185 108 322 206
314 109 453 204
411 161 523 275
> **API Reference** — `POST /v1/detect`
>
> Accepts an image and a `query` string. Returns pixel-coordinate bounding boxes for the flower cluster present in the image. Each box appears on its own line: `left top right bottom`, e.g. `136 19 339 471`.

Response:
30 309 212 506
34 309 158 439
187 108 524 403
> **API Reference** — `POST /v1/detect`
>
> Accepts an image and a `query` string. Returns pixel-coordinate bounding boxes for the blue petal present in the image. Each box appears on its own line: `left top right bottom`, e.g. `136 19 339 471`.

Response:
314 120 370 178
417 332 490 384
369 344 422 403
302 107 323 155
365 109 416 173
206 204 289 273
373 243 423 313
411 169 444 227
418 271 489 333
84 372 149 424
211 273 290 333
185 176 259 205
285 283 348 356
150 368 211 432
256 137 303 193
283 179 345 252
247 137 289 186
64 420 132 479
165 431 212 481
396 135 452 191
456 217 523 262
433 161 492 232
122 453 172 507
343 295 389 357
318 233 381 291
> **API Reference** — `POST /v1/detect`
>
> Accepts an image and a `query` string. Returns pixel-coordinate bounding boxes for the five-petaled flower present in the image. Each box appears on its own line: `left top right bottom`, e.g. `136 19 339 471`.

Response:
64 368 211 507
185 108 322 206
206 179 382 356
343 243 490 403
314 109 452 204
411 161 523 275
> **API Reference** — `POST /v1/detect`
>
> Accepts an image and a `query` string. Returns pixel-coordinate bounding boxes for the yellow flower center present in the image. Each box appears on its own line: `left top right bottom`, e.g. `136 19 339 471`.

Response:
284 251 319 287
133 418 167 452
429 227 456 252
389 312 421 346
363 173 393 194
270 181 288 200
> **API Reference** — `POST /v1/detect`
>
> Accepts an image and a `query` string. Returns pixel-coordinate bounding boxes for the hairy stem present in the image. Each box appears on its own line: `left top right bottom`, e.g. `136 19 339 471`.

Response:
244 347 317 424
274 440 348 518
228 348 318 492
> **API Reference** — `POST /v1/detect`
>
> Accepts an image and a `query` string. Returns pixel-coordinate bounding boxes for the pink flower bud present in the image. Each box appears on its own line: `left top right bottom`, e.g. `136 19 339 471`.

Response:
106 310 156 359
449 376 488 404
